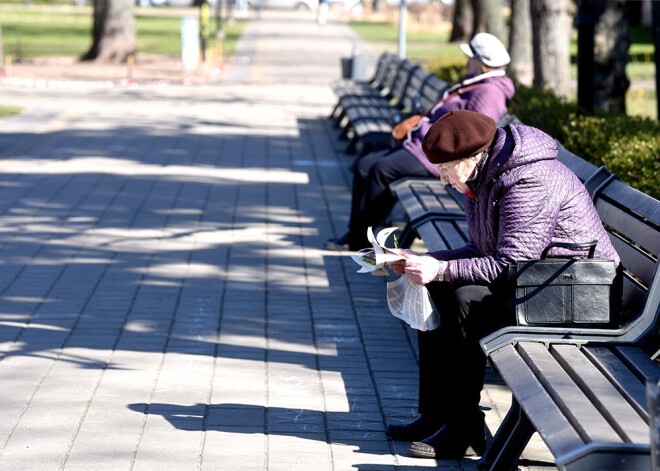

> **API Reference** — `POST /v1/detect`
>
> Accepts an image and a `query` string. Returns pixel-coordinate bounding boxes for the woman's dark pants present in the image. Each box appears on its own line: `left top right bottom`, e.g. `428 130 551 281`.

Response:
417 282 512 434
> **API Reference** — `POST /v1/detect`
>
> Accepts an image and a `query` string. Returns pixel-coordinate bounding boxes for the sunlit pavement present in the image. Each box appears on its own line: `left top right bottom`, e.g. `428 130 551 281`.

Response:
0 9 554 470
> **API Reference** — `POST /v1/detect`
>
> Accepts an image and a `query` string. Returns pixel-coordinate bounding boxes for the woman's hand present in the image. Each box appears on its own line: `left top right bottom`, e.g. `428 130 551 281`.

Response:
389 249 419 275
401 252 444 285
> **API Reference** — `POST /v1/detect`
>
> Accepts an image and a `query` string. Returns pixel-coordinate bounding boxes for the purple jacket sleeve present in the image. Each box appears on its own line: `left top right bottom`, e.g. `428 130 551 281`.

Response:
448 176 560 285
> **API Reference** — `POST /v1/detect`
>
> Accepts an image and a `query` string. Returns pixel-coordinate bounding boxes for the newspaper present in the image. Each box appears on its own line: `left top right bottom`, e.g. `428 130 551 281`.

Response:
350 227 404 276
351 227 440 331
386 275 440 331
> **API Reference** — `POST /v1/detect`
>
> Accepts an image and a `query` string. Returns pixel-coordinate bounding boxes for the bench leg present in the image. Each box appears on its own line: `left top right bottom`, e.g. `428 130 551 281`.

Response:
345 136 358 155
478 400 535 471
329 103 341 121
338 125 351 141
332 109 346 128
397 224 416 248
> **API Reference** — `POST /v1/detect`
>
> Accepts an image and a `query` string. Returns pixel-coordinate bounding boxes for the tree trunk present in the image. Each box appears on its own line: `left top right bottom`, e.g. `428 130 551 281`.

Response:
0 24 4 76
530 0 573 97
478 0 506 44
450 0 474 43
471 0 488 38
654 0 660 121
508 0 533 86
592 1 630 113
82 0 136 63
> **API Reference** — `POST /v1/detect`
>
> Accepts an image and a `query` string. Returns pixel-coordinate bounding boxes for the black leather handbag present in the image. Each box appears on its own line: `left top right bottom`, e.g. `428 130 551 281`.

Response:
508 240 619 327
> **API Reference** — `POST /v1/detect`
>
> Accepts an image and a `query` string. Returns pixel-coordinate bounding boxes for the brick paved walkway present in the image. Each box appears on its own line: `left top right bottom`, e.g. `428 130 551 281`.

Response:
0 9 553 471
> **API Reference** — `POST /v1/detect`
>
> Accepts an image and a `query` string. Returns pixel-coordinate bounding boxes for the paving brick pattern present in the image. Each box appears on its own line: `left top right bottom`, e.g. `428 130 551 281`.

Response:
0 9 554 471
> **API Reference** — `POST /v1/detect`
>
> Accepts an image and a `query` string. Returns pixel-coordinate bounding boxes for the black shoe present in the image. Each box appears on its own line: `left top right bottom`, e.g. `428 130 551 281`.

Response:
386 416 443 442
323 233 352 251
408 425 486 459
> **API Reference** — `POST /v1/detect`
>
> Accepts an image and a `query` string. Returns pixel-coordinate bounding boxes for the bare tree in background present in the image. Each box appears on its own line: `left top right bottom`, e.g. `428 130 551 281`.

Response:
592 0 630 112
478 0 506 43
450 0 503 45
508 0 533 86
82 0 136 63
530 0 573 97
450 0 475 43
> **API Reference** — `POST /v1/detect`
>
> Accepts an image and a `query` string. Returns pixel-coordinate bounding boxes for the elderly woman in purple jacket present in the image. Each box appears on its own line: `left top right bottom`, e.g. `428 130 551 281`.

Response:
325 33 515 251
387 110 620 459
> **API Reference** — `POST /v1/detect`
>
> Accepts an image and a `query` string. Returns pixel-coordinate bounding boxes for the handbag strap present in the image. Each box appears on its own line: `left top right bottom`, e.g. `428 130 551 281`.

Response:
540 240 598 259
433 83 480 111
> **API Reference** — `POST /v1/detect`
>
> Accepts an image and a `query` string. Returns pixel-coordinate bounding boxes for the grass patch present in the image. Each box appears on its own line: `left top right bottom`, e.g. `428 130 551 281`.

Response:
0 105 23 117
0 8 246 60
348 20 460 64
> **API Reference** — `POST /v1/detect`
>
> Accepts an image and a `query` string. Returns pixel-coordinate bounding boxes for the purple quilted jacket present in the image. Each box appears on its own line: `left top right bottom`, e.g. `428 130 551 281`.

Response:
429 124 620 285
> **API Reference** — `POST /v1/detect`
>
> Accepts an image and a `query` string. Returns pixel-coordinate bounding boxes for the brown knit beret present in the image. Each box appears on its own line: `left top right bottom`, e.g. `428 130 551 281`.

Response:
422 110 497 164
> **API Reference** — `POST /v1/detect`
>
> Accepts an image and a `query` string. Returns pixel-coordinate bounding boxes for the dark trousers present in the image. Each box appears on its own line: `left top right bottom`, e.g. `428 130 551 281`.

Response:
417 282 512 433
348 146 431 246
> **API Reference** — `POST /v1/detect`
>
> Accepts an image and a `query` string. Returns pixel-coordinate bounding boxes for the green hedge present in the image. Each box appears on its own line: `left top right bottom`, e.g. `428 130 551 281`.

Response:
426 62 660 200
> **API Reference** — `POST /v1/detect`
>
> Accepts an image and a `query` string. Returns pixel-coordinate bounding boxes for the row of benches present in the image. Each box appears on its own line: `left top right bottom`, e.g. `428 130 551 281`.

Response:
330 56 660 470
331 51 518 162
331 52 451 157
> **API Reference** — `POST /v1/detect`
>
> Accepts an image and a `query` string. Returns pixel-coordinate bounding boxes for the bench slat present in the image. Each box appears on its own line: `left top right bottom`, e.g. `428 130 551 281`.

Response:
396 187 431 222
409 180 464 214
621 276 648 314
415 190 463 216
609 232 657 288
490 344 586 458
518 342 623 444
582 346 650 421
430 220 468 250
599 179 660 231
413 185 450 213
616 345 660 387
415 222 451 251
551 344 649 444
598 200 660 258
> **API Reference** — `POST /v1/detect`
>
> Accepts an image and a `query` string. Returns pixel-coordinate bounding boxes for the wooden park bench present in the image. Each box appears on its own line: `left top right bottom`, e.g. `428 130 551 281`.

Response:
387 136 660 469
330 51 395 102
329 52 400 125
338 62 450 157
341 60 423 156
333 57 414 133
477 172 660 470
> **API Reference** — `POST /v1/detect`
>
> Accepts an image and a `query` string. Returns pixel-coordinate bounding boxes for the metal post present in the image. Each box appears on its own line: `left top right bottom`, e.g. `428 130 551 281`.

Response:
398 0 406 59
200 0 210 62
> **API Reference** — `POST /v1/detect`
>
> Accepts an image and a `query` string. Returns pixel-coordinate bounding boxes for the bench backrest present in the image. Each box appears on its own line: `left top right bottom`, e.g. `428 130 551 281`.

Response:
387 60 420 107
588 171 660 350
417 75 451 114
369 51 395 89
496 113 522 128
395 67 431 114
377 56 403 99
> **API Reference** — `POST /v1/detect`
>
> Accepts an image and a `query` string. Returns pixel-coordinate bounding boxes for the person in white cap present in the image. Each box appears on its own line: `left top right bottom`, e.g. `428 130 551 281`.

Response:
324 32 515 252
459 32 511 69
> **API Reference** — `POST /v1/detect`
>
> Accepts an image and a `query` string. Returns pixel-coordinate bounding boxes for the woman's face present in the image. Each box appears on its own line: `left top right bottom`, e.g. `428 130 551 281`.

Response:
467 57 483 76
436 155 481 193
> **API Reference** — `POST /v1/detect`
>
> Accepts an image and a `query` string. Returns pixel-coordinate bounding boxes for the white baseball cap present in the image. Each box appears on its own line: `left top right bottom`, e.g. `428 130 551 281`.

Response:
460 32 511 68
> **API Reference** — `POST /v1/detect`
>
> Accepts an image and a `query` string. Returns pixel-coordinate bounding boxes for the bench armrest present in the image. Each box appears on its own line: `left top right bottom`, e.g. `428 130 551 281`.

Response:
480 322 654 356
